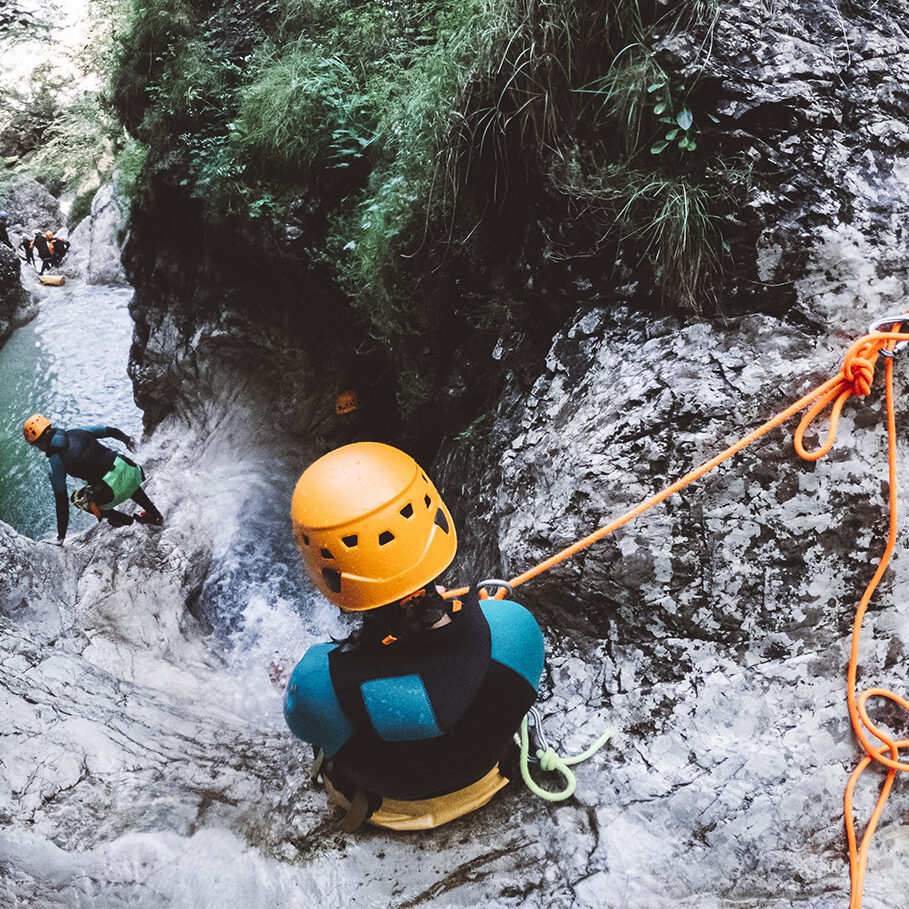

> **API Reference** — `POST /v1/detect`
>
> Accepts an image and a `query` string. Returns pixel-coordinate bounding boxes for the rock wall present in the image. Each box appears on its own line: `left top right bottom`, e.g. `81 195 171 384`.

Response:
0 180 63 237
0 242 35 344
437 286 909 907
429 0 909 903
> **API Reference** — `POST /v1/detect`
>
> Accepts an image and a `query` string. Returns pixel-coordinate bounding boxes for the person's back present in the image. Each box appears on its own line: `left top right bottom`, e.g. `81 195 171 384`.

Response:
33 232 55 275
51 236 69 265
49 428 119 483
283 442 545 830
286 590 543 807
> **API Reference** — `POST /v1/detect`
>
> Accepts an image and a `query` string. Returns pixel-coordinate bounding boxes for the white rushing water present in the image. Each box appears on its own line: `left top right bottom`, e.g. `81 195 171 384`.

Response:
0 385 355 906
0 284 369 904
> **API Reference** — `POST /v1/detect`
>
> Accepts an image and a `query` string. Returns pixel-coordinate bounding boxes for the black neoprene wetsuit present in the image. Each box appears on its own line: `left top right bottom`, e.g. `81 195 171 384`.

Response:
44 426 134 539
32 234 51 274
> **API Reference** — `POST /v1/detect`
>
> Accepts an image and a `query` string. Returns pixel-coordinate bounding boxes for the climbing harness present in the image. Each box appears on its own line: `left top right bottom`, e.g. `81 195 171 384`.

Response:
444 316 909 908
70 486 102 520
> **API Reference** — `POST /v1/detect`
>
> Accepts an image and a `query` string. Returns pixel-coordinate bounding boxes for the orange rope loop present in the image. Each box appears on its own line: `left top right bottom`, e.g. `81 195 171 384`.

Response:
442 323 909 908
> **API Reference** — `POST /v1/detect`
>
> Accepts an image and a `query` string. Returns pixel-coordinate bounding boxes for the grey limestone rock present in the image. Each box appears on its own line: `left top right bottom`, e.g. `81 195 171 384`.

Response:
6 0 909 907
0 241 34 345
65 182 129 285
0 179 63 237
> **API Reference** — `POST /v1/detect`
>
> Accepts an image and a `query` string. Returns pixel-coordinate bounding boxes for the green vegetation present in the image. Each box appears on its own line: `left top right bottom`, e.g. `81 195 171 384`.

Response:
22 94 116 192
0 0 137 226
109 0 745 419
237 49 362 174
1 83 145 227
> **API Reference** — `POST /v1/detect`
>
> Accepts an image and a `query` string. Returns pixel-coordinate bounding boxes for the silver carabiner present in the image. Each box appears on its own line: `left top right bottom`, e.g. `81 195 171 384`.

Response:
868 314 909 355
526 706 551 759
476 578 514 600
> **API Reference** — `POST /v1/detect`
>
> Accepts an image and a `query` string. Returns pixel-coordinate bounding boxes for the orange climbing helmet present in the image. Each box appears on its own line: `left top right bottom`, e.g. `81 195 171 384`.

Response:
291 442 457 611
23 413 51 445
335 389 359 415
44 230 53 238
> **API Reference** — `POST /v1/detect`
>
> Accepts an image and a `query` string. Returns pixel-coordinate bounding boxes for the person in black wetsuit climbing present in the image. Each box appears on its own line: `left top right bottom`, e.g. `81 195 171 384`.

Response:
282 441 545 831
32 231 53 274
18 235 34 266
23 414 164 542
49 234 70 267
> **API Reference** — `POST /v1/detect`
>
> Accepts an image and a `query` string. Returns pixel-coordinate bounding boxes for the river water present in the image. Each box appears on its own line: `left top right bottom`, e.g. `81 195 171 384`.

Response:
0 284 143 539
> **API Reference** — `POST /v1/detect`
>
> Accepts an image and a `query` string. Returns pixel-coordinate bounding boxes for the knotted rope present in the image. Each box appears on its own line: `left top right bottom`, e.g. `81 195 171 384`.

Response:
518 713 613 802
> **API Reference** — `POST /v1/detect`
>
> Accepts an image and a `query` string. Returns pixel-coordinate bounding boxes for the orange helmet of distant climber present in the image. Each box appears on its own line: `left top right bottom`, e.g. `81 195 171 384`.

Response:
23 414 51 445
291 442 457 611
335 389 359 415
44 230 53 238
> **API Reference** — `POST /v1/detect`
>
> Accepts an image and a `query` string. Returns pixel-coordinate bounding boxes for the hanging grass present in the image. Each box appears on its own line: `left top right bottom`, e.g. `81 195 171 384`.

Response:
110 0 745 340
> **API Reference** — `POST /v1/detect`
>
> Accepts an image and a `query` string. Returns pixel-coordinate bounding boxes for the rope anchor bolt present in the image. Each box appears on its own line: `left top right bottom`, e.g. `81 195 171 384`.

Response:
869 315 909 356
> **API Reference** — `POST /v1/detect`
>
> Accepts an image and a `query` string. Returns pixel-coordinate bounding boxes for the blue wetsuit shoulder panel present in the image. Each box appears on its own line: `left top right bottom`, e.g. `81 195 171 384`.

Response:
360 674 443 742
283 642 353 758
481 599 545 691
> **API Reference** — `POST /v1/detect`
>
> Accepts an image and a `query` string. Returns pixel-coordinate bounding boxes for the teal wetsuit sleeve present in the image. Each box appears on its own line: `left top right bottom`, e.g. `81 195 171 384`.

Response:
82 425 130 445
48 453 68 539
481 600 545 691
283 642 353 758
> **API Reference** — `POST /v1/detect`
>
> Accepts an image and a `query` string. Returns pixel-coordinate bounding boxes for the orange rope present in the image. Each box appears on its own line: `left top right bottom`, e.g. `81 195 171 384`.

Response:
443 325 909 908
842 351 909 909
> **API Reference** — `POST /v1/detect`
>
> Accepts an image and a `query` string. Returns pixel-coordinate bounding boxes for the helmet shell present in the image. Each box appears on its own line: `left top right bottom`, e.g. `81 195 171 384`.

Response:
291 442 457 611
23 414 51 444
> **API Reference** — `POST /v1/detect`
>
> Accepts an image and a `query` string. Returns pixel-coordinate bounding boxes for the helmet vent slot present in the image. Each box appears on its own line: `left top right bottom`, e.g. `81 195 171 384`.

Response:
378 530 395 546
434 508 450 534
400 503 414 519
342 534 358 548
321 567 342 593
424 494 431 508
320 548 334 559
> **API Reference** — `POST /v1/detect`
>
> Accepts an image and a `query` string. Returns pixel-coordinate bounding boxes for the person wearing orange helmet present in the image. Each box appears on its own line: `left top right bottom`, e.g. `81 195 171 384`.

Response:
331 388 368 446
23 414 163 542
49 233 70 267
31 231 54 275
283 442 544 831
